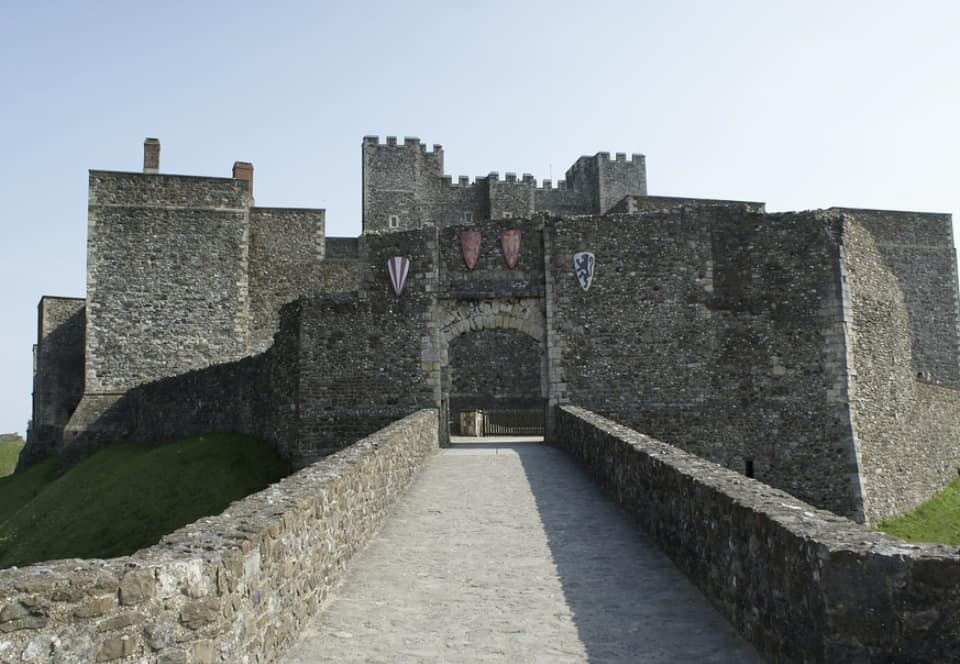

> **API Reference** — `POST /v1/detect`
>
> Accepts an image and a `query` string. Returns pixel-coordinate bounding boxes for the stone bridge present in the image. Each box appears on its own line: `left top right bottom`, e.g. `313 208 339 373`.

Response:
1 408 959 663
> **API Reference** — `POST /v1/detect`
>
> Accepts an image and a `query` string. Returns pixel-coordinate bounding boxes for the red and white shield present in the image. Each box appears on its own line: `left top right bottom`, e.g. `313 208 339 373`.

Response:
459 230 481 270
387 256 410 296
499 229 521 269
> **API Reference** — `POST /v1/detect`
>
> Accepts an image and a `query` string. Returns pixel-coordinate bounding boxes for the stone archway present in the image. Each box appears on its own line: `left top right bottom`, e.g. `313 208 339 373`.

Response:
438 299 547 437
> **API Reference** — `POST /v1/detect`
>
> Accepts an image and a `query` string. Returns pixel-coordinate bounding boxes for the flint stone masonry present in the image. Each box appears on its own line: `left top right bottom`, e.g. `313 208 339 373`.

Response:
554 406 960 664
0 410 438 664
361 136 646 234
26 136 960 527
21 297 84 470
841 216 960 522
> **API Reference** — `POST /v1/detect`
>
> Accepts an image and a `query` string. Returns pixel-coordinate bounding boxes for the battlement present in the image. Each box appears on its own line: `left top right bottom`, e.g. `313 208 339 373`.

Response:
362 135 443 154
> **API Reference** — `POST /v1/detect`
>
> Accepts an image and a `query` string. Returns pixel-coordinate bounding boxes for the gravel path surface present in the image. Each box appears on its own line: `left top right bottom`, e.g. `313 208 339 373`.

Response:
281 439 762 663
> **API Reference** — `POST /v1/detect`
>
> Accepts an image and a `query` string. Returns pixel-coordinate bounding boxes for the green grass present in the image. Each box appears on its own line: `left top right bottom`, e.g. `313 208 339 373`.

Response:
0 441 25 477
0 433 290 569
878 476 960 545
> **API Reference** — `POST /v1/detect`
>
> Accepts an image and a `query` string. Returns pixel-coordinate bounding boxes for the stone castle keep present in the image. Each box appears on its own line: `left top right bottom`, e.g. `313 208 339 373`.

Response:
23 136 960 525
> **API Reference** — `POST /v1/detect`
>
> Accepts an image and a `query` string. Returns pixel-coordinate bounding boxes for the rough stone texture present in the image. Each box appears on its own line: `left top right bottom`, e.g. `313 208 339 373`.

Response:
839 207 960 386
0 410 438 664
361 136 646 234
554 406 960 664
547 208 863 519
296 228 440 462
841 217 960 522
608 194 764 214
32 137 960 525
282 439 760 663
248 207 326 352
448 329 543 414
83 171 254 394
20 297 84 470
58 298 301 466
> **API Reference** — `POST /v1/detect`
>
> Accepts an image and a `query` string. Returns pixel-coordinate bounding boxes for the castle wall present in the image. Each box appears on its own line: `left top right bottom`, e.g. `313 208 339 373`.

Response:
20 297 85 469
448 329 543 414
836 208 960 387
841 218 960 523
248 207 325 352
596 152 647 212
59 301 302 467
361 138 647 231
296 228 440 461
362 137 444 233
608 194 764 214
488 176 535 219
555 406 960 663
84 171 253 394
547 207 863 518
0 411 438 664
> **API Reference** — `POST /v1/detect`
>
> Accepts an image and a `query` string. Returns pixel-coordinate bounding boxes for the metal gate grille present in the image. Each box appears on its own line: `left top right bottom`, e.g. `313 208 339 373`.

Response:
481 409 544 436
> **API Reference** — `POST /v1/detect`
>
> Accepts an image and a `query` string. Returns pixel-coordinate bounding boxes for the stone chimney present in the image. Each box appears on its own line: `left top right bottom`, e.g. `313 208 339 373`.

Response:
143 138 160 173
233 161 253 194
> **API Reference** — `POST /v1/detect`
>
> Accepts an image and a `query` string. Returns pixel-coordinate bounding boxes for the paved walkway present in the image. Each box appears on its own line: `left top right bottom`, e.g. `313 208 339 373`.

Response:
281 439 762 663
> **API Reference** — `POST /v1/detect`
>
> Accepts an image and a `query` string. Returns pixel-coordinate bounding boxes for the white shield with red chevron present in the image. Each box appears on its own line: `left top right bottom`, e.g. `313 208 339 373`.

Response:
387 256 410 296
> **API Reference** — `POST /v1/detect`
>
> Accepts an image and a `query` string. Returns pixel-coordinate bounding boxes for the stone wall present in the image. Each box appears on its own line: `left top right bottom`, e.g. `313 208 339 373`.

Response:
84 171 253 395
841 217 960 522
554 406 960 663
20 298 85 470
0 410 438 664
838 208 960 386
296 228 441 461
448 329 543 414
360 137 647 233
248 207 325 352
547 207 863 519
60 303 302 468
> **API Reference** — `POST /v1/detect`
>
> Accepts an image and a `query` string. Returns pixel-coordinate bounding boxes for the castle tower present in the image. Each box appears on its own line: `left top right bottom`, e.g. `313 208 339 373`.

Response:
361 136 444 233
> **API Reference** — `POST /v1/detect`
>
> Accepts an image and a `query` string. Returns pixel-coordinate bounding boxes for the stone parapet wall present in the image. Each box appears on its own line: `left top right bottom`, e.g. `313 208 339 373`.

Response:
21 298 85 470
0 410 438 664
554 406 960 663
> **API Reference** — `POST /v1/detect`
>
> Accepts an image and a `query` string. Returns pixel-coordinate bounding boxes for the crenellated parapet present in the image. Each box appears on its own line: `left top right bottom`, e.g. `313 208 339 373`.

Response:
362 137 648 232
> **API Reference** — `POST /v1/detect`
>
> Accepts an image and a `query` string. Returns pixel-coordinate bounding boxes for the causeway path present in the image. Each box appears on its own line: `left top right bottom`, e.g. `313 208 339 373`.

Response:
281 438 762 663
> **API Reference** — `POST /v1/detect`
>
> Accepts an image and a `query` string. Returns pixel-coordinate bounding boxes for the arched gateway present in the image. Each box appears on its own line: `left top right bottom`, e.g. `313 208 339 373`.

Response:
438 299 547 436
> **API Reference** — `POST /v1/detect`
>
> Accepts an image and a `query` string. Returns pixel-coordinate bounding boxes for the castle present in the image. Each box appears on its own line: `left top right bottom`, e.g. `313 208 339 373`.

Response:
22 136 960 525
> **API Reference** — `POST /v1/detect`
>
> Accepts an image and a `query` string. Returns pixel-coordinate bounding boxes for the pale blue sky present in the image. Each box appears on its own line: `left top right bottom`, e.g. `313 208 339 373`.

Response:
2 1 959 434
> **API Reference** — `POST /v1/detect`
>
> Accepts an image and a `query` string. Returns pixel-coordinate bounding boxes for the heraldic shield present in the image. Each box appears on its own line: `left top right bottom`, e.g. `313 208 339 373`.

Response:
499 229 521 269
574 251 595 291
387 256 410 296
459 230 481 270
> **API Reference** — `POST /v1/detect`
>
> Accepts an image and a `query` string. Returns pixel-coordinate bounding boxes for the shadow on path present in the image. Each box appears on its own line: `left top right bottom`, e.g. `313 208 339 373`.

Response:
512 441 761 663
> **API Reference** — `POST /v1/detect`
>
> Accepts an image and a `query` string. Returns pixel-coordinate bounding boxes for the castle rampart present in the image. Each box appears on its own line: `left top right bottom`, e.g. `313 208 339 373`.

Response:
0 410 438 663
361 136 647 233
21 136 960 526
21 297 85 470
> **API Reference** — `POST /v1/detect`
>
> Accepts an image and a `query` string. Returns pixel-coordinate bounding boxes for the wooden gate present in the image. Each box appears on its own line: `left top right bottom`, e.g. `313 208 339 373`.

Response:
480 408 544 436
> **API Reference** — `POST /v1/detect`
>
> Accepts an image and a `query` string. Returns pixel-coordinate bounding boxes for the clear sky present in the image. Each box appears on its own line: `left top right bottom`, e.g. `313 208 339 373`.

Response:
1 1 959 435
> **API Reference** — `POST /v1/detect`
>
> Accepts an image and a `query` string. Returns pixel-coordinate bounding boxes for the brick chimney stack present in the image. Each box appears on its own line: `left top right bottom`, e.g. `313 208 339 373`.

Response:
233 161 254 194
143 138 160 174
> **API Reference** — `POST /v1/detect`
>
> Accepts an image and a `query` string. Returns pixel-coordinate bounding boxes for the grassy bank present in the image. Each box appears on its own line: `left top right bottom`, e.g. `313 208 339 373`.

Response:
0 433 290 568
878 477 960 545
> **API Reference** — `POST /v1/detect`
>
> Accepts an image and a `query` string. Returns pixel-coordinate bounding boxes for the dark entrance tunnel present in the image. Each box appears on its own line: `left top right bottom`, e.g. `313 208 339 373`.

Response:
446 328 545 436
